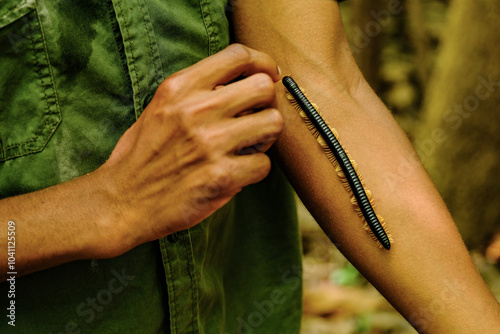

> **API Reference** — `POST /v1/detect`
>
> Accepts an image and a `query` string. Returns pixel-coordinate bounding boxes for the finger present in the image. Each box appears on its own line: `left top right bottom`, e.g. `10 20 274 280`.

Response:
227 153 272 191
237 142 272 155
216 73 277 118
184 44 281 88
223 108 284 154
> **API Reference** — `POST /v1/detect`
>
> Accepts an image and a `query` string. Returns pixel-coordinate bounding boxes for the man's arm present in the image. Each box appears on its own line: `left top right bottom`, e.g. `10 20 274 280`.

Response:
232 1 500 332
0 45 282 281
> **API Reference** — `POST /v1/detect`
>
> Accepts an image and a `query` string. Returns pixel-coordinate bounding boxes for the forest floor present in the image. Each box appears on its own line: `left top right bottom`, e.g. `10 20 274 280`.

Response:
298 198 500 334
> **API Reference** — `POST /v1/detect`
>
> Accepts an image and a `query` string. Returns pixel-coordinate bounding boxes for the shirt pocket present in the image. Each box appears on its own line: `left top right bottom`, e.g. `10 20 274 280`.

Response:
0 0 60 161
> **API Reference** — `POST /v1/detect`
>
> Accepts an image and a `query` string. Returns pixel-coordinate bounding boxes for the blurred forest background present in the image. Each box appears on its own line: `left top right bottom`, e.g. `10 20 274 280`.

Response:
300 0 500 333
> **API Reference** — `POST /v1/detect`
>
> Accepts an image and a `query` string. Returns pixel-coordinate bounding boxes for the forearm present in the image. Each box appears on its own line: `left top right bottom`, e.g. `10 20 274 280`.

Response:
0 170 127 282
233 1 500 332
275 79 500 332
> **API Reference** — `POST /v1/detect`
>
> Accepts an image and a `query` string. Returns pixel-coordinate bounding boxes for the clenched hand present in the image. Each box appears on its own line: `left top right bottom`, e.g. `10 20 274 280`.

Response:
97 44 283 253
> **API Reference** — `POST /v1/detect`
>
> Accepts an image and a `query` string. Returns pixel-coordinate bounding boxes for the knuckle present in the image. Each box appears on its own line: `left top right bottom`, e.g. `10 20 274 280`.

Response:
226 43 252 63
251 73 276 104
158 73 184 99
254 73 275 91
254 154 272 180
207 159 233 189
267 109 285 134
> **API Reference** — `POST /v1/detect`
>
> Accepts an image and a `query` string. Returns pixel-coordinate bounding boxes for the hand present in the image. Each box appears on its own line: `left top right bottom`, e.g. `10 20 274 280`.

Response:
97 44 283 252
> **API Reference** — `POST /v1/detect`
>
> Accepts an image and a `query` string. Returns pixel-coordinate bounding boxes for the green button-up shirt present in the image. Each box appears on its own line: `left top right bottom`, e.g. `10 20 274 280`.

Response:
0 0 302 333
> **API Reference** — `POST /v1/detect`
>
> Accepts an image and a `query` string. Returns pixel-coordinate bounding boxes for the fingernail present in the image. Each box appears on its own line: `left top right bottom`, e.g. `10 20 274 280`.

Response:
277 65 282 77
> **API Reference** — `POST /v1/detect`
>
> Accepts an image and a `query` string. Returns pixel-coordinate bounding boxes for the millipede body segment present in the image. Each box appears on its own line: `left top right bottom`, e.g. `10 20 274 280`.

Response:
282 76 392 250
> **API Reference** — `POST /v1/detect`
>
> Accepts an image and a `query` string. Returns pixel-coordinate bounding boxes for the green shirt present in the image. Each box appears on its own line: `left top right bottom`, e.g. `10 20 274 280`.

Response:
0 0 302 333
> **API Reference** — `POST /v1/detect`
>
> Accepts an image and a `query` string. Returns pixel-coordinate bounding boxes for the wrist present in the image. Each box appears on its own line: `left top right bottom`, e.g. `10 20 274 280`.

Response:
80 168 140 259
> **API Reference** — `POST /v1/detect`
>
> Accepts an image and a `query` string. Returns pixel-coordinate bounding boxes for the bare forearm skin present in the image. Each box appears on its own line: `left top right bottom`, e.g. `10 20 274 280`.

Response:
233 0 500 332
0 171 127 282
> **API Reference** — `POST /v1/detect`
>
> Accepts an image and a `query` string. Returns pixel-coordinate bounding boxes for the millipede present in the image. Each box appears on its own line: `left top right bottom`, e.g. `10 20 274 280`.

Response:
282 76 392 250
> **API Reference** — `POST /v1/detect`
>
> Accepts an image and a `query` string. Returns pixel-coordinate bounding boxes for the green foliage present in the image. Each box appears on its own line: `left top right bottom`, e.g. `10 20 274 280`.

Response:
355 313 373 333
331 262 363 286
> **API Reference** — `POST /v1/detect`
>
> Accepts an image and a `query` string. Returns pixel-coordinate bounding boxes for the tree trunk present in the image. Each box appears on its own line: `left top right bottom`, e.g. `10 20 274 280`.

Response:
416 0 500 249
348 0 386 93
406 0 431 87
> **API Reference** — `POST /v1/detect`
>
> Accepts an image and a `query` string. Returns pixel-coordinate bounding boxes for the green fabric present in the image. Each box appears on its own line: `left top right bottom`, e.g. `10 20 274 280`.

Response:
0 0 303 333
